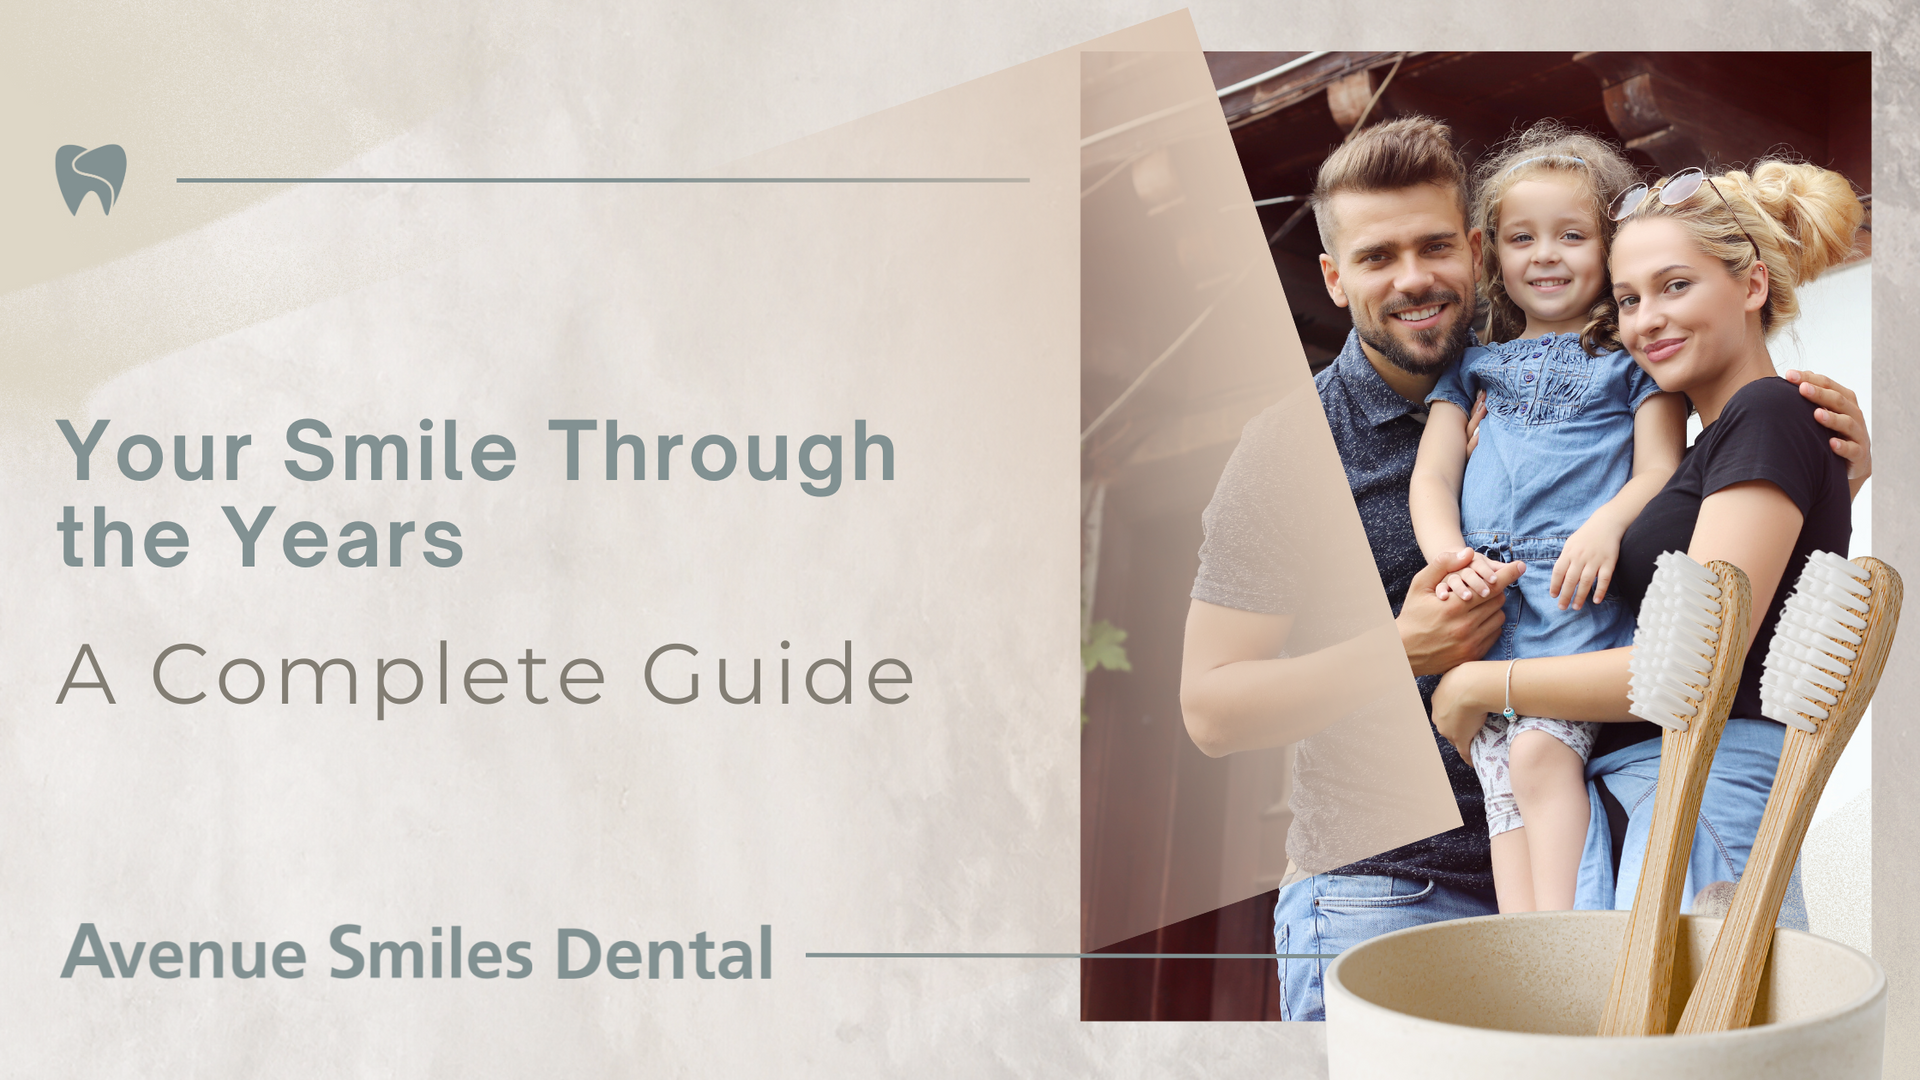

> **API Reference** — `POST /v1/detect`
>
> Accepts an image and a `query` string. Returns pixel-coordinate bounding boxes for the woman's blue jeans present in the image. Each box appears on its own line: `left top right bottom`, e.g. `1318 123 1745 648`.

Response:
1576 716 1807 928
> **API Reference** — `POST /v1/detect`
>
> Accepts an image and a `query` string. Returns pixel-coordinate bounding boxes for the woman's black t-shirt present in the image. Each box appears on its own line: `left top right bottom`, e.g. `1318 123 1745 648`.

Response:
1598 377 1852 759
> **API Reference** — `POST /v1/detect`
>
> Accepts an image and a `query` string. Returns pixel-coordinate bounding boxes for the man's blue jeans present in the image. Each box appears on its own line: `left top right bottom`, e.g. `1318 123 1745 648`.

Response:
1271 874 1499 1021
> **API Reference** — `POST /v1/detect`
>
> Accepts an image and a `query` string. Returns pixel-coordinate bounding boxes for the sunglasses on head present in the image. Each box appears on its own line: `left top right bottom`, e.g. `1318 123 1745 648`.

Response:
1609 167 1760 256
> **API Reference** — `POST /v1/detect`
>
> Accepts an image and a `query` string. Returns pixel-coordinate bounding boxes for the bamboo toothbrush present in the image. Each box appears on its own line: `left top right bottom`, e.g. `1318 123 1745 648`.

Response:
1599 552 1753 1037
1676 553 1902 1033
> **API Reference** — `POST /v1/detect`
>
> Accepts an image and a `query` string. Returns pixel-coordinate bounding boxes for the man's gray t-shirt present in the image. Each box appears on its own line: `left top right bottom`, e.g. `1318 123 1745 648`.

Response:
1191 329 1493 892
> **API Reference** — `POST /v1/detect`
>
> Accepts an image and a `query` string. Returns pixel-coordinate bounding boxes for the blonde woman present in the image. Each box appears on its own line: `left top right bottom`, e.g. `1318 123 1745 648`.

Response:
1432 159 1867 918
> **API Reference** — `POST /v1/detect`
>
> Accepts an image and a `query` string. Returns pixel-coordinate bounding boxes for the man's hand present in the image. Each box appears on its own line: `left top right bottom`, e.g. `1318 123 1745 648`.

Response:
1399 547 1523 677
1784 368 1871 500
1462 389 1488 459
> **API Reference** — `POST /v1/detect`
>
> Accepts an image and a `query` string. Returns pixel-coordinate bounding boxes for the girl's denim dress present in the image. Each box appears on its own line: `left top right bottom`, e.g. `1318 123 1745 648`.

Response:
1428 331 1660 667
1429 333 1660 832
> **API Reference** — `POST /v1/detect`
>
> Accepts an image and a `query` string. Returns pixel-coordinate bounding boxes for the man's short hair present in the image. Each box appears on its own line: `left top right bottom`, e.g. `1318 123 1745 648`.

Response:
1309 116 1470 257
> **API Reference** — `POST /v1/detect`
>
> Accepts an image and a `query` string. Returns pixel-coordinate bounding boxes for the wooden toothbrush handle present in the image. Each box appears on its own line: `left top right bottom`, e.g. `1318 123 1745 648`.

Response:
1674 731 1828 1033
1597 724 1721 1035
1677 559 1901 1032
1598 562 1751 1036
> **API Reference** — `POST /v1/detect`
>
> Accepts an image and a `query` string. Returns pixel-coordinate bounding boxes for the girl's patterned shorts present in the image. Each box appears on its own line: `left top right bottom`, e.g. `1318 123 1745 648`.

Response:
1470 713 1599 836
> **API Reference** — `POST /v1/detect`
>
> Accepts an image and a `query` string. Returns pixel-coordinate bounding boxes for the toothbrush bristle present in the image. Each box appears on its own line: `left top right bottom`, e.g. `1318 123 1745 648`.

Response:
1760 551 1872 733
1627 552 1725 732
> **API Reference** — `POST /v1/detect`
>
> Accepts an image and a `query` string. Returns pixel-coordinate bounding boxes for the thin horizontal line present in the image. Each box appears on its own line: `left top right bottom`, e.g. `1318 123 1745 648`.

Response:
175 177 1030 185
805 952 1334 959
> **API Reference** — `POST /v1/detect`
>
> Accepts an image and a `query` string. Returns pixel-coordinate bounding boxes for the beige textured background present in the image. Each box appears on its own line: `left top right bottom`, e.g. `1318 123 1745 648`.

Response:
3 3 1914 1078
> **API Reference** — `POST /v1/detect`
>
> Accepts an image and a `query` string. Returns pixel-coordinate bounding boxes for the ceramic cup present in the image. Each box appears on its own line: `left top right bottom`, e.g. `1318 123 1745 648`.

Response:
1324 910 1884 1079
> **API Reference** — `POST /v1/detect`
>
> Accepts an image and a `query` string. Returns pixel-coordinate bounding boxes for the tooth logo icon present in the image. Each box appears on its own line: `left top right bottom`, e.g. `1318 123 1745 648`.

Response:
56 144 127 215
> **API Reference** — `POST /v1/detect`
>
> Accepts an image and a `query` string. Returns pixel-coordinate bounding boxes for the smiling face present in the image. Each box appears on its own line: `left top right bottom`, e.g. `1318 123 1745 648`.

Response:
1609 215 1771 421
1319 183 1481 393
1494 177 1607 337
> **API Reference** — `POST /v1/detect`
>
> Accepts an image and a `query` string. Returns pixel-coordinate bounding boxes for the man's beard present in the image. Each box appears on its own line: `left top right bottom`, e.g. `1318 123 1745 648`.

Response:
1354 290 1474 377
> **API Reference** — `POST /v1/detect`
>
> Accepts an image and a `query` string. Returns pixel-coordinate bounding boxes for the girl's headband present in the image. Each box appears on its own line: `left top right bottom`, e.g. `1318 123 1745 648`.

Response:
1503 154 1587 175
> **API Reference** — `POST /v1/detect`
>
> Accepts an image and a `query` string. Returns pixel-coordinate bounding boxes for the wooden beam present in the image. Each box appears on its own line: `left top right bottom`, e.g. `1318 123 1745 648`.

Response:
1575 53 1828 172
1326 69 1380 131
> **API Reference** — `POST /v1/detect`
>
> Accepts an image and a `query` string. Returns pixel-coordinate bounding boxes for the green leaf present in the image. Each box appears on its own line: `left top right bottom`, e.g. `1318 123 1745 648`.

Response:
1081 619 1132 674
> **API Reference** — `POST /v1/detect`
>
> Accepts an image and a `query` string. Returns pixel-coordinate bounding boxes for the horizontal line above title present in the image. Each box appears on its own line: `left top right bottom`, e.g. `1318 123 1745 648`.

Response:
176 177 1030 184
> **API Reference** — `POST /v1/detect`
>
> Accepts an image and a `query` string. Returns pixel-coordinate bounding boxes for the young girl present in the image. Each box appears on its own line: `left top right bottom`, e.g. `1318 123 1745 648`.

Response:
1409 124 1687 912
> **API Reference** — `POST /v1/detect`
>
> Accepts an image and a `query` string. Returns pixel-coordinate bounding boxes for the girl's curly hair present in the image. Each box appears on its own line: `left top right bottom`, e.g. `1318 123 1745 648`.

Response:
1469 122 1638 353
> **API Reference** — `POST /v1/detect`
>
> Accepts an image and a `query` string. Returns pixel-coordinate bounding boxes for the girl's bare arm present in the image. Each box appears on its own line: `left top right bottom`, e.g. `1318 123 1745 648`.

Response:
1435 477 1803 754
1550 392 1687 609
1410 400 1472 558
